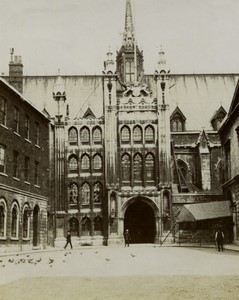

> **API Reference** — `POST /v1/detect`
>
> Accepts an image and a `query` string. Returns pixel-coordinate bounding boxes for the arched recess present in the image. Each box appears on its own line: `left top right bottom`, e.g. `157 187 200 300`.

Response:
68 127 78 145
11 201 19 238
121 126 131 144
22 203 31 239
81 217 91 236
92 127 102 144
69 217 79 236
122 197 159 244
94 216 103 235
0 198 7 239
33 205 40 247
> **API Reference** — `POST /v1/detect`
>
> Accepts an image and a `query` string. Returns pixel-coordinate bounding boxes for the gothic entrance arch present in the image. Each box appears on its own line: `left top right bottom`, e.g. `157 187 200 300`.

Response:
124 198 156 243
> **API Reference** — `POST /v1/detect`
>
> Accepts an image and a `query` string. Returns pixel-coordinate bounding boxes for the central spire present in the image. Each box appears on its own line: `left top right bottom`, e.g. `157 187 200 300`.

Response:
123 0 135 47
116 0 144 85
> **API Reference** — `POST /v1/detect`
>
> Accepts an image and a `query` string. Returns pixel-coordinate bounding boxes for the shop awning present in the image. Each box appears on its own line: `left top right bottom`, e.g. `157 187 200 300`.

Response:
177 201 232 223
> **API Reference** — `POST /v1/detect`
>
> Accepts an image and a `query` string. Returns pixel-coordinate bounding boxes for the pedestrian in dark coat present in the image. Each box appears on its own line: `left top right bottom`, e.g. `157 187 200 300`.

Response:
64 231 73 249
215 228 224 252
124 229 131 247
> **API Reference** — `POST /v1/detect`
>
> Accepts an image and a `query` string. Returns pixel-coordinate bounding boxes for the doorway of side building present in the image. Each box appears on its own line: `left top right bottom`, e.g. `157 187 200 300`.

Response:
33 205 39 247
124 199 156 243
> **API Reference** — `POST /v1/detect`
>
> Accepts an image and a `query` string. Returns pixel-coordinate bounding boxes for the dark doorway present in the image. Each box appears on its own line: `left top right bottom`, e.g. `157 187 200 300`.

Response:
33 206 39 247
124 199 156 243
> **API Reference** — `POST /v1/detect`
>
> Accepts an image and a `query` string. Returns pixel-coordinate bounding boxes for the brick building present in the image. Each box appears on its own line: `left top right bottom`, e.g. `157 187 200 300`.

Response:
0 57 49 250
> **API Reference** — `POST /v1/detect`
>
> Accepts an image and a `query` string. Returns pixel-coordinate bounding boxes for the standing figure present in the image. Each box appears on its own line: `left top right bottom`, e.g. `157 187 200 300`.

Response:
124 229 131 247
215 227 224 252
64 231 73 249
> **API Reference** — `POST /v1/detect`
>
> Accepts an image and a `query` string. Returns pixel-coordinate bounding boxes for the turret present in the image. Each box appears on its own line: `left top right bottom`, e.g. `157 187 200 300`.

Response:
53 71 66 121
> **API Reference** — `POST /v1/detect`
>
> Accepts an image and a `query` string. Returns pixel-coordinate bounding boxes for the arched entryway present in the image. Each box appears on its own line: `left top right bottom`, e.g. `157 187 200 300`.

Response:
33 205 39 247
124 199 156 243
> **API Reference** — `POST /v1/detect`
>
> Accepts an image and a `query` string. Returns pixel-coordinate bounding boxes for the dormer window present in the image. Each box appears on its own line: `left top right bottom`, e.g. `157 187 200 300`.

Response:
210 106 226 131
170 107 186 132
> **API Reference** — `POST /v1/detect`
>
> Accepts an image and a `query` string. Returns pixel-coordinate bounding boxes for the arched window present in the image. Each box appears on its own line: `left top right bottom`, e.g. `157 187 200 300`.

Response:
94 216 103 235
170 113 185 132
145 153 155 181
68 183 78 205
93 182 103 203
177 159 188 181
81 154 90 172
0 199 7 238
93 154 102 171
145 126 155 143
80 127 90 145
121 126 130 144
133 126 142 144
69 217 79 236
11 202 19 238
133 153 143 183
68 127 78 145
122 153 131 182
93 127 102 144
69 155 78 173
22 205 30 239
82 182 90 204
81 217 91 236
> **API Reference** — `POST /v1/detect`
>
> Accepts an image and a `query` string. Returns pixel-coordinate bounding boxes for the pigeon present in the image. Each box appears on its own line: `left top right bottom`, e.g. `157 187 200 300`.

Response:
49 258 54 264
106 258 110 261
62 260 66 262
95 251 98 254
1 265 5 268
8 259 14 263
36 258 42 263
130 253 136 258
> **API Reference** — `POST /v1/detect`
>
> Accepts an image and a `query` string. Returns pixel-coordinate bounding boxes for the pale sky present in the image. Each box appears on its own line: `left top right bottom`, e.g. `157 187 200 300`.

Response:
0 0 239 76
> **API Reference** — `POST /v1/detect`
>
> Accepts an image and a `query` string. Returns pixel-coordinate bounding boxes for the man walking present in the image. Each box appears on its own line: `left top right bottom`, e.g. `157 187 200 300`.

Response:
64 231 73 249
124 229 131 247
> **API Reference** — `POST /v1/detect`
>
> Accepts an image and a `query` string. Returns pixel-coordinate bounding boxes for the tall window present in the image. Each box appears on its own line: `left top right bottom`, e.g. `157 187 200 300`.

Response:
125 60 134 83
34 161 39 185
0 96 6 126
93 182 103 203
81 154 90 172
11 203 19 238
80 127 90 145
0 200 6 238
94 216 103 235
82 182 90 204
121 126 130 144
24 156 30 182
24 115 30 140
13 150 19 178
122 153 131 182
35 122 40 146
69 155 78 173
0 145 6 173
13 107 19 133
133 126 142 144
22 207 30 239
145 153 155 181
133 153 143 183
68 183 78 205
93 127 102 144
68 127 78 145
145 126 155 143
81 217 91 236
93 154 102 171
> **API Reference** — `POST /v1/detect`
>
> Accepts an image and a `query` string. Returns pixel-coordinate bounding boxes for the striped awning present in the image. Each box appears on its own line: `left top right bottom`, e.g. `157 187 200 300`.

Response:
177 201 232 223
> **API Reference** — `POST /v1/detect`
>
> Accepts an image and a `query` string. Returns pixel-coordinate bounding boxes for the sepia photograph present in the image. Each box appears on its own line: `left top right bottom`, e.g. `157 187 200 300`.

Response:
1 0 239 299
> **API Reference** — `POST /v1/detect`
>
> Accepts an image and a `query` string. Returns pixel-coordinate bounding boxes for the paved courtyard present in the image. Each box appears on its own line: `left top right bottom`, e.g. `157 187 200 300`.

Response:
1 245 239 299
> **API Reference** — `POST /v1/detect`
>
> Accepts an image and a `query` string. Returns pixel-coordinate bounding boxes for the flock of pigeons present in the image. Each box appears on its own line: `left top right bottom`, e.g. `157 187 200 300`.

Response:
0 250 137 269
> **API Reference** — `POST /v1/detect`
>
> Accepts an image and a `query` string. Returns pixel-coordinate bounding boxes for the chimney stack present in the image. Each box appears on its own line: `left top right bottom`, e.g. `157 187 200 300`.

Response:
9 48 23 94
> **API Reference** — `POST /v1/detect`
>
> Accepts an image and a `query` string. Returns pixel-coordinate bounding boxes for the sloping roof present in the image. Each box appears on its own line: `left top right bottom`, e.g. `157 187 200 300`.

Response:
0 77 49 120
177 201 232 223
21 73 239 129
